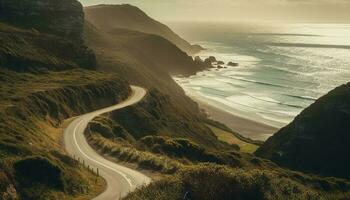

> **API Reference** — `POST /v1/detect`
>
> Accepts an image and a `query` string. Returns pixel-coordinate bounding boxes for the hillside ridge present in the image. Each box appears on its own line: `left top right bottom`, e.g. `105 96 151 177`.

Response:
84 4 203 55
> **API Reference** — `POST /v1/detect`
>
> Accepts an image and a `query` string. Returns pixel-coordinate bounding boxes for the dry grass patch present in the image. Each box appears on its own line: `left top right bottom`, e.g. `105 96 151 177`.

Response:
207 124 258 153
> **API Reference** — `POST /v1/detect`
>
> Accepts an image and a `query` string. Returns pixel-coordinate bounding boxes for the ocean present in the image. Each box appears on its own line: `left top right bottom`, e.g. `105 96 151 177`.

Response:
171 22 350 128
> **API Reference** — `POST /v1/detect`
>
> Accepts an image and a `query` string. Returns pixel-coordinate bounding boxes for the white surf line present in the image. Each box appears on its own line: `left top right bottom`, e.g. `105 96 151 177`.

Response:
73 118 134 187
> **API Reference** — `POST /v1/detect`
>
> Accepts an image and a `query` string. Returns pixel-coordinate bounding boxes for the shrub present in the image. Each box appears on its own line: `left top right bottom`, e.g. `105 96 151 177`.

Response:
138 136 241 167
14 156 64 190
125 164 325 200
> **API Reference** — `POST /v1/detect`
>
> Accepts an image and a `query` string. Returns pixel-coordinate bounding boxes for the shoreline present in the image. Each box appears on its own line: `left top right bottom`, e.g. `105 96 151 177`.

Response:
193 96 279 141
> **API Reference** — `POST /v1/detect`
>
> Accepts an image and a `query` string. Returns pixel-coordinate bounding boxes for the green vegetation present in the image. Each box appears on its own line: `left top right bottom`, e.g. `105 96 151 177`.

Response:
206 119 264 146
0 22 95 72
125 164 350 200
207 124 259 153
87 133 182 174
138 135 244 166
0 68 129 199
14 156 64 190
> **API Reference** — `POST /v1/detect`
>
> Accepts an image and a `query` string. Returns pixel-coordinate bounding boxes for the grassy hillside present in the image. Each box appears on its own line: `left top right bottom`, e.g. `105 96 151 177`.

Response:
256 83 350 180
84 4 203 55
0 2 133 198
0 68 130 199
84 112 275 174
84 22 208 76
82 89 262 172
0 22 95 72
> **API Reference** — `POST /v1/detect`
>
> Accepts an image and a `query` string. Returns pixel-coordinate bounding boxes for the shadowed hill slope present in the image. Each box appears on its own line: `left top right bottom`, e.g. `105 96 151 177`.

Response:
256 83 350 179
104 27 207 76
0 0 85 41
0 0 96 72
84 4 203 55
0 22 96 72
84 21 207 107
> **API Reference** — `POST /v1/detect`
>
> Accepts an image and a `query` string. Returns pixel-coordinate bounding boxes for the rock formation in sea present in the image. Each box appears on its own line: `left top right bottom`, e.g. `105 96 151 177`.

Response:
228 62 239 67
217 61 225 65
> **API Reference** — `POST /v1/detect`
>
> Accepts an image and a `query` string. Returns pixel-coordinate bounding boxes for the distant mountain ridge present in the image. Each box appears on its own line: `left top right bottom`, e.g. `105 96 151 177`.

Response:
84 4 203 55
256 83 350 179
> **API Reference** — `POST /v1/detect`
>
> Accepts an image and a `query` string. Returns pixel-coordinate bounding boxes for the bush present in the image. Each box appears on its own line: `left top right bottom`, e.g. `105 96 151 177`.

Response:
138 136 241 166
88 134 181 174
139 136 204 158
14 156 64 190
89 120 114 139
125 164 325 200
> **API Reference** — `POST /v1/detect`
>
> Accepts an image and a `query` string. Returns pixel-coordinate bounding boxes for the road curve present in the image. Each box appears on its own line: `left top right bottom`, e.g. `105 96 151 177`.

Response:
64 86 151 200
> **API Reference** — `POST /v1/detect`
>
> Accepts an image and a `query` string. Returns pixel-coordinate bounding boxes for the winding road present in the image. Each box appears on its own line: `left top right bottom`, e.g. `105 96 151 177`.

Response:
64 86 151 200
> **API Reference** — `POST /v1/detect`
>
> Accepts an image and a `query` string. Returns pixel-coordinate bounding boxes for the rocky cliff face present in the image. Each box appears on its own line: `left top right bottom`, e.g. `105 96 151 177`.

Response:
256 83 350 179
0 0 96 71
0 0 84 41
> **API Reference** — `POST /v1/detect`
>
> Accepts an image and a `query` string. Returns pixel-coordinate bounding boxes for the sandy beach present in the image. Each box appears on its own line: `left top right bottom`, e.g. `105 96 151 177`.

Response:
193 97 279 141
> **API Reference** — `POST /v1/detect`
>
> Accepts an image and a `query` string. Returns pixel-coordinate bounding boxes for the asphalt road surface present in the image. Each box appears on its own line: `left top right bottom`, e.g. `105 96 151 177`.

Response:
64 86 151 200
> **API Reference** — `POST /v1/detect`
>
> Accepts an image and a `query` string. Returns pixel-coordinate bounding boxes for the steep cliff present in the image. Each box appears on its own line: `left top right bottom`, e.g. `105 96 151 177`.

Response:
84 4 203 55
0 23 96 71
0 0 96 72
0 0 84 41
256 83 350 179
106 28 208 76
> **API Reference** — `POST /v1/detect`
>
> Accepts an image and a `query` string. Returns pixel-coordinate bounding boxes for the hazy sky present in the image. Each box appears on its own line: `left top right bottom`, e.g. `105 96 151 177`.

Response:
79 0 350 22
